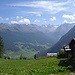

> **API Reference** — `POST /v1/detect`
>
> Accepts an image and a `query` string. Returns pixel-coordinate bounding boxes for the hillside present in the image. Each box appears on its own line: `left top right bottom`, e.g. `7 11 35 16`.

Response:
47 23 75 43
0 31 52 58
0 57 75 75
48 25 75 53
37 24 75 57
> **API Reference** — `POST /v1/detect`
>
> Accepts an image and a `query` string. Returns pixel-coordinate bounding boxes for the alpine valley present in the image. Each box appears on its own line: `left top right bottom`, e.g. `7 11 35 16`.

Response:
0 23 75 58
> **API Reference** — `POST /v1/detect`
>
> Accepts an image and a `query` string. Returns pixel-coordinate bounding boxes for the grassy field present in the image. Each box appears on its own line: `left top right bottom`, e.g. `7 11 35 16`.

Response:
0 57 75 75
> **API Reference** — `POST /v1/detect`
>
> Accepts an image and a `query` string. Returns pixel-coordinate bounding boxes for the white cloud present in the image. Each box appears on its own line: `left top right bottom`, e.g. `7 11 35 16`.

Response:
0 17 3 20
5 18 9 20
9 1 70 14
11 21 18 24
34 19 40 23
50 16 56 21
62 14 75 20
10 18 31 24
37 13 41 16
19 19 23 23
69 21 75 24
11 16 23 20
73 14 75 16
23 11 41 16
22 18 31 24
42 19 47 23
63 20 75 24
20 16 23 19
16 16 20 20
19 18 31 24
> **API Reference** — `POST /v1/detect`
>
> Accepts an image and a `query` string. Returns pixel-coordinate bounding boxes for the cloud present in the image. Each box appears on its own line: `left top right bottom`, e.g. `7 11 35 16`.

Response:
10 17 30 24
16 16 20 20
34 19 40 23
5 18 9 20
0 17 3 20
20 16 23 19
16 16 23 20
37 13 41 16
50 16 56 21
30 12 41 16
11 16 23 20
9 1 70 14
22 11 41 16
19 18 31 24
73 14 75 16
69 21 75 24
63 20 75 24
62 14 75 20
19 19 23 23
11 21 18 24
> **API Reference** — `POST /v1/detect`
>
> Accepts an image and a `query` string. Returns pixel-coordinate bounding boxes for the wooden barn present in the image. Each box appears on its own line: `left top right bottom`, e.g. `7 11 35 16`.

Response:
69 38 75 58
63 38 75 58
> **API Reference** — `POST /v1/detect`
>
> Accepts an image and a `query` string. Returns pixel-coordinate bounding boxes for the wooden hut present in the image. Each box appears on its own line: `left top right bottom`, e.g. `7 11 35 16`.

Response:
63 38 75 58
69 38 75 58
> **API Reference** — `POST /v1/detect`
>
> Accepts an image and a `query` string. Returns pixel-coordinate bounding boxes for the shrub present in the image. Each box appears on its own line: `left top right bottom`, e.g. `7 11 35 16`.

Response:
19 54 27 60
34 54 36 59
57 49 65 58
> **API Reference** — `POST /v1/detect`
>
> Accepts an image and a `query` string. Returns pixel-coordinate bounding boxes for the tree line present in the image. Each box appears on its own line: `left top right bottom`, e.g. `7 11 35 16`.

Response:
0 36 4 58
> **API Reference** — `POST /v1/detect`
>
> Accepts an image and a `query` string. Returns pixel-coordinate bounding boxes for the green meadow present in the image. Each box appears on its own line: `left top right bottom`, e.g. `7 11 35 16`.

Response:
0 57 75 75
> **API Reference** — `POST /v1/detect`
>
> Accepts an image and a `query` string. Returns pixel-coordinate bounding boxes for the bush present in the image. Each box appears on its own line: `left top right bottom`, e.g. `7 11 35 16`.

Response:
19 54 27 60
57 49 65 58
34 54 36 59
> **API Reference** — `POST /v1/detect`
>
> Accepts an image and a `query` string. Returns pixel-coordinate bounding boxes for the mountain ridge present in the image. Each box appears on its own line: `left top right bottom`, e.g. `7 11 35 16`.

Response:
0 23 75 58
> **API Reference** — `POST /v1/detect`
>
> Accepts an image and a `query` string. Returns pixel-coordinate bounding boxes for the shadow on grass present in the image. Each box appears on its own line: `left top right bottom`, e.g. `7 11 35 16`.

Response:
58 58 75 72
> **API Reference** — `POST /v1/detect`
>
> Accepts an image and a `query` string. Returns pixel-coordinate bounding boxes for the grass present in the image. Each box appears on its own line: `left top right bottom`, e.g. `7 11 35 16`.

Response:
0 57 75 75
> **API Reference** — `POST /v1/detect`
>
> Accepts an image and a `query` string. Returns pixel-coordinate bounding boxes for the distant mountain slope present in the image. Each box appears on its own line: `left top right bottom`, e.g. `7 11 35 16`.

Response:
47 23 75 43
49 24 75 53
0 23 74 44
36 24 75 57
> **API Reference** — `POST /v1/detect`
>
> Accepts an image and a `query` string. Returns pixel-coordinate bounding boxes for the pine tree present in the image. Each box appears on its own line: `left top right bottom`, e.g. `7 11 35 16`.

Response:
34 54 36 59
0 36 4 58
19 54 23 60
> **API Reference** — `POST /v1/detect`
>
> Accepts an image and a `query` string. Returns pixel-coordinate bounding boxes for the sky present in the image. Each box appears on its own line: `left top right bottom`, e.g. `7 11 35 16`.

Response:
0 0 75 25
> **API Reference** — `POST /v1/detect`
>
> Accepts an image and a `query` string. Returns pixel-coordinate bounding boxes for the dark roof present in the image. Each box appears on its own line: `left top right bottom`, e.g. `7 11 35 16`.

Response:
63 45 69 49
69 38 75 45
72 38 75 41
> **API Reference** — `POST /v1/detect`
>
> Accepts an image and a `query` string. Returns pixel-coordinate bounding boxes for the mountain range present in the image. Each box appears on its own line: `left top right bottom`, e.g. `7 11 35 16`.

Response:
0 23 75 58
